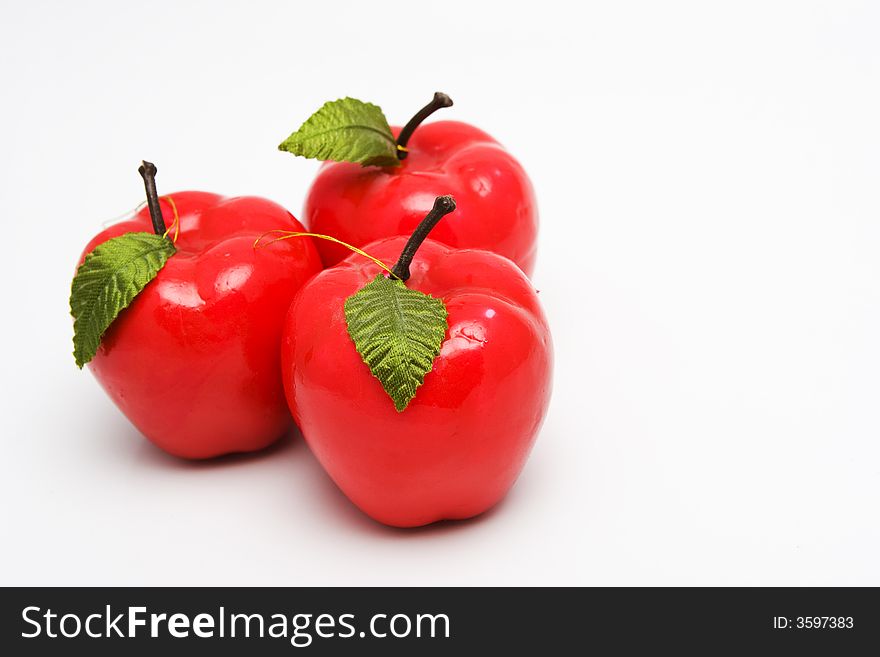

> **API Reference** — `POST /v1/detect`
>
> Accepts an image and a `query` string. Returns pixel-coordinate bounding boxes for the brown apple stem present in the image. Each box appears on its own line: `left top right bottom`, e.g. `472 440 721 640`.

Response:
138 160 167 235
395 92 453 160
390 196 456 281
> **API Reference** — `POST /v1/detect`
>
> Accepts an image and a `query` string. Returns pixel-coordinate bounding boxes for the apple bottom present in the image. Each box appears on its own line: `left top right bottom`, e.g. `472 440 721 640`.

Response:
90 358 292 460
304 413 547 528
88 297 295 460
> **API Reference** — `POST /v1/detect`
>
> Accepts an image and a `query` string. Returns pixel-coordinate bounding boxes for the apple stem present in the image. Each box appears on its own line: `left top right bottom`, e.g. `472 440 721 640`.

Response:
138 160 167 235
396 92 453 160
390 195 456 281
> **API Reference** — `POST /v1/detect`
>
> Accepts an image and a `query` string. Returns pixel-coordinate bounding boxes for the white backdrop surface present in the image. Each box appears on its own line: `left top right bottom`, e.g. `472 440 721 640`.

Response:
1 1 878 585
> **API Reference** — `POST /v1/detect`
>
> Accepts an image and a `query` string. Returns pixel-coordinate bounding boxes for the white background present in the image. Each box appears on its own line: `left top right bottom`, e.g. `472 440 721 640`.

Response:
1 1 878 586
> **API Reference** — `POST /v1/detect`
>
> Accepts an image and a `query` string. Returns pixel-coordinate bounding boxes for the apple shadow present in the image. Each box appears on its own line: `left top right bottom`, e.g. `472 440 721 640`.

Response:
116 409 520 539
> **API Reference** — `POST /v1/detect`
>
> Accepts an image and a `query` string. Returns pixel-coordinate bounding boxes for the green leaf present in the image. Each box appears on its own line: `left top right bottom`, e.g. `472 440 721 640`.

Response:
344 274 448 411
70 232 176 368
278 97 400 167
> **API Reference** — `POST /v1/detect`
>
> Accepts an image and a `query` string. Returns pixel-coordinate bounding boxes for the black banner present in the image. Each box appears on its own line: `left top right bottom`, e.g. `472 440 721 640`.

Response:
1 587 876 654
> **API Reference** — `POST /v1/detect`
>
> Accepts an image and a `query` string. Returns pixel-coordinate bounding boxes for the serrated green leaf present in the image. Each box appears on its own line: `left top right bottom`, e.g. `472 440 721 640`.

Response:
278 97 400 167
70 232 176 368
344 274 448 411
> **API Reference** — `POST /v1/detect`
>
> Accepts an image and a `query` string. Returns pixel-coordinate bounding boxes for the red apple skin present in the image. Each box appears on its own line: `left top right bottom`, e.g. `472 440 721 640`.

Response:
281 237 553 527
304 121 539 276
80 192 322 459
